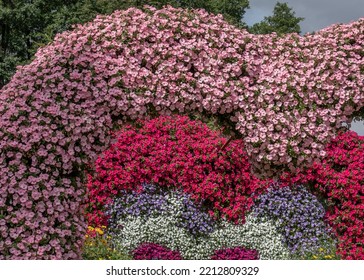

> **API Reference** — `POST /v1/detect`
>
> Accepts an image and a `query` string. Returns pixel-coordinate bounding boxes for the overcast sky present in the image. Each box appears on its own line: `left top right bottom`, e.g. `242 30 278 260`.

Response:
245 0 364 135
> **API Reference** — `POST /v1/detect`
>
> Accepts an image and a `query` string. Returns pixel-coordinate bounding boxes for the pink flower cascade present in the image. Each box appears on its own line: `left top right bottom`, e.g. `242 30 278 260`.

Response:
87 115 267 226
0 5 363 259
281 131 364 259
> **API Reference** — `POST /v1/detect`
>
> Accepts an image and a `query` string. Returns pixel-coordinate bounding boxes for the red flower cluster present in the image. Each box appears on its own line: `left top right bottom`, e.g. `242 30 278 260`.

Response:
86 115 268 226
133 243 182 260
210 246 259 260
281 131 364 259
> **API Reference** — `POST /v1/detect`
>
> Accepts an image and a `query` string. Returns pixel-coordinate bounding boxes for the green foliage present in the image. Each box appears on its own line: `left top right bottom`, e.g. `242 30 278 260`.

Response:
0 0 79 88
352 106 364 123
249 2 304 35
178 0 250 27
82 227 131 260
0 0 249 89
0 54 20 87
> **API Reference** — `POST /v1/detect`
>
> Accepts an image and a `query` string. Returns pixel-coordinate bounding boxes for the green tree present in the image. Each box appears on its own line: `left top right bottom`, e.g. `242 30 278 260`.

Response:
0 0 250 89
249 2 304 35
176 0 250 26
0 0 79 88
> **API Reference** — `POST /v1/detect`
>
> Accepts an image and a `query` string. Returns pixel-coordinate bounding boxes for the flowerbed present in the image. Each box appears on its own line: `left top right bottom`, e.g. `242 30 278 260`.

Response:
103 183 289 260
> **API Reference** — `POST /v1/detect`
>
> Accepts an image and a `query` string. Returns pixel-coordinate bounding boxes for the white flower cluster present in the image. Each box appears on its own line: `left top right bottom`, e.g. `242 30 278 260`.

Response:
237 215 290 260
112 211 290 259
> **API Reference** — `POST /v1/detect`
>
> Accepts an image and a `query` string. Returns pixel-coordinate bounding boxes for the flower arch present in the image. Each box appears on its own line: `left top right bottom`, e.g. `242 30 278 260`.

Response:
0 6 363 259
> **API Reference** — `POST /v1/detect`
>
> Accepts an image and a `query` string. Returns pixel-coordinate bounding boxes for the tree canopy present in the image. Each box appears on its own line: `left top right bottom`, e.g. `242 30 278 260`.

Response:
249 2 304 35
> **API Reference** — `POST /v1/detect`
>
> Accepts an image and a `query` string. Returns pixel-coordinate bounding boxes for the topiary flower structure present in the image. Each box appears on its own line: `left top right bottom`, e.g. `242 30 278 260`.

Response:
0 5 363 259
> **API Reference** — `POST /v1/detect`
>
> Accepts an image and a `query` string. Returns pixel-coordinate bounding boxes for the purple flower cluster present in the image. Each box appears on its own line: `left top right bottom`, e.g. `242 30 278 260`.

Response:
211 247 259 260
177 195 216 236
133 243 183 260
105 184 167 228
252 183 332 255
106 183 216 236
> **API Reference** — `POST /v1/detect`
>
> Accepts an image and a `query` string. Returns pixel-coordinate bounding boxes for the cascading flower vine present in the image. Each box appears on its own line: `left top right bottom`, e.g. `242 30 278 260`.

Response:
0 4 363 259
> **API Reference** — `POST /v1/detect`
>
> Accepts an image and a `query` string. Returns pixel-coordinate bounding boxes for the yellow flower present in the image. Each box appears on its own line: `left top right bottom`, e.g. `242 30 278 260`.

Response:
95 228 104 235
325 255 332 259
313 255 318 259
319 248 324 252
88 226 94 231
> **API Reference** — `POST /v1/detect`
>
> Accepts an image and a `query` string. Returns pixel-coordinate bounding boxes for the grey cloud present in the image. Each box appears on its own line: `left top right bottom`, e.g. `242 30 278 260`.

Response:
245 0 364 34
351 121 364 136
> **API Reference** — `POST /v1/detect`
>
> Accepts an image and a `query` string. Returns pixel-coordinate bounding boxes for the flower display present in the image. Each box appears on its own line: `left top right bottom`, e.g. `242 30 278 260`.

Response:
210 246 259 260
230 214 290 260
133 243 183 260
87 115 267 226
114 213 288 260
82 225 131 260
86 226 106 238
281 131 364 259
105 183 216 236
0 4 363 259
106 184 289 260
251 183 336 257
